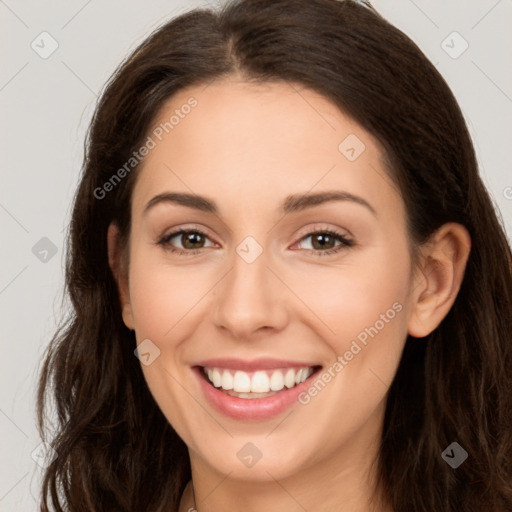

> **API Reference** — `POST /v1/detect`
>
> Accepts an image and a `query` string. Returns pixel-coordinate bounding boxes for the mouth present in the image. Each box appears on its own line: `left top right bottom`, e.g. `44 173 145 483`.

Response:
201 365 321 399
192 359 322 419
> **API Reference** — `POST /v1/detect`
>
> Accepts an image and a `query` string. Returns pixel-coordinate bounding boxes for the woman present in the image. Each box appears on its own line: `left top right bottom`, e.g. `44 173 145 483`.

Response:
37 0 512 511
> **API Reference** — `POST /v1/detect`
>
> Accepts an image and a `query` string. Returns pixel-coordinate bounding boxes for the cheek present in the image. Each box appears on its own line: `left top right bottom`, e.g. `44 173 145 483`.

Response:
126 249 221 431
127 254 204 440
291 245 411 352
128 252 211 338
288 240 412 425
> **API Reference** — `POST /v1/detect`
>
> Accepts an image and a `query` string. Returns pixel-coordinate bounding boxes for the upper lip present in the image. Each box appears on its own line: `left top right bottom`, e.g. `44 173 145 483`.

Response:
195 358 321 372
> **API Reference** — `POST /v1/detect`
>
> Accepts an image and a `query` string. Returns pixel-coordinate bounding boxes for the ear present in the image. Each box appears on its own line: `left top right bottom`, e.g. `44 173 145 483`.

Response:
107 222 135 330
407 222 471 338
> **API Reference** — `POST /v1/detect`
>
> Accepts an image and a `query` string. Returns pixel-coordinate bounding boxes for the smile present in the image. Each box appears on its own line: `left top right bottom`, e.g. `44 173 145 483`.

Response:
193 358 322 420
203 366 315 398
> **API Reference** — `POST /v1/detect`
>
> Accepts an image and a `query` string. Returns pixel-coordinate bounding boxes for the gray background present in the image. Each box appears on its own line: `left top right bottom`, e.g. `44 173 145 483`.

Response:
1 0 511 510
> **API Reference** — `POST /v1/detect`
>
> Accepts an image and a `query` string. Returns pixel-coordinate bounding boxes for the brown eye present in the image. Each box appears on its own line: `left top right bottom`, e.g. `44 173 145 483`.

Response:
310 233 337 250
296 229 354 255
180 231 206 249
158 228 215 255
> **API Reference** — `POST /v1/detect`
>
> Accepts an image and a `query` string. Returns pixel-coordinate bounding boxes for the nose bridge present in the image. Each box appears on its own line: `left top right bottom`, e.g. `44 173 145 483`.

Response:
212 234 287 337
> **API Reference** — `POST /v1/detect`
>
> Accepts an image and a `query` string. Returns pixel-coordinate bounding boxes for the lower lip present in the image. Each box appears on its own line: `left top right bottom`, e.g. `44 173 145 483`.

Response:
193 367 319 420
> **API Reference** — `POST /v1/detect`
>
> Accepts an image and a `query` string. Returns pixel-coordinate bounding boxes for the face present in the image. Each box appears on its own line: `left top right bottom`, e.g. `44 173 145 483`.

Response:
116 78 417 483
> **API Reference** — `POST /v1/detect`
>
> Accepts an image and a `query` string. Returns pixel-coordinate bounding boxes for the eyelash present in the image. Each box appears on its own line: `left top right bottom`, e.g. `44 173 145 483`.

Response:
157 227 354 257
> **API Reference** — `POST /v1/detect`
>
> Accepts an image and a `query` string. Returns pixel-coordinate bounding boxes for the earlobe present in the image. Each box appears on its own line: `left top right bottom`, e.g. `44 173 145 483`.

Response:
122 303 135 331
407 223 471 338
107 222 135 330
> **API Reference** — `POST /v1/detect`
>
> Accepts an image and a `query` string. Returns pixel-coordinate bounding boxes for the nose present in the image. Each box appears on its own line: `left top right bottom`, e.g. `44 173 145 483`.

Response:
211 243 289 341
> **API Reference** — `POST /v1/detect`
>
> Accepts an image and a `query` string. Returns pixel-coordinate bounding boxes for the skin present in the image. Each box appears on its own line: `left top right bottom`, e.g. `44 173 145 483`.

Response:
108 77 471 512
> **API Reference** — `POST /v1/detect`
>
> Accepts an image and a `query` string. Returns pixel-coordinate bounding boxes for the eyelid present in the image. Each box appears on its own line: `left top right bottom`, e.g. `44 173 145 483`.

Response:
158 223 214 240
294 223 353 241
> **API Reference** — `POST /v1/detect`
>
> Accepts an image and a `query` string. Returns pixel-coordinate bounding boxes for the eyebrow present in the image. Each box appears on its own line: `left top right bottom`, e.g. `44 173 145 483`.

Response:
143 190 376 216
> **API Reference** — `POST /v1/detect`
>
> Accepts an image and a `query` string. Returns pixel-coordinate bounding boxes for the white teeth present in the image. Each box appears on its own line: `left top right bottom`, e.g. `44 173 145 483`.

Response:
203 366 316 394
270 370 285 391
233 370 251 392
251 371 270 393
212 368 222 388
221 370 234 390
227 391 277 399
302 367 313 382
284 368 296 388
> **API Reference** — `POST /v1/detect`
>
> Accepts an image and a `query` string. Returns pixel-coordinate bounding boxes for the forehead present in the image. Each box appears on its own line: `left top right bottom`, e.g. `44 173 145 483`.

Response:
131 78 400 222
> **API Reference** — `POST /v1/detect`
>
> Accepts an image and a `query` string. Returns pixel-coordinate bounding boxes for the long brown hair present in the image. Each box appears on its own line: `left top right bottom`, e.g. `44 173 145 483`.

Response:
37 0 512 510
